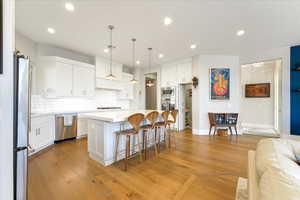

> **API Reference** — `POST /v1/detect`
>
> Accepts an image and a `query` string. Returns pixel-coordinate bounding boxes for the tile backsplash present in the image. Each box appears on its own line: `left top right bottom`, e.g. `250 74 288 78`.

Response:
31 89 130 112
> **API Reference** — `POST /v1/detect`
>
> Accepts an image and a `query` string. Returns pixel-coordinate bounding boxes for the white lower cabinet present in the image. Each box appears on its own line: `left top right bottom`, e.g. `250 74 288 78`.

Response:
77 118 88 137
29 115 55 155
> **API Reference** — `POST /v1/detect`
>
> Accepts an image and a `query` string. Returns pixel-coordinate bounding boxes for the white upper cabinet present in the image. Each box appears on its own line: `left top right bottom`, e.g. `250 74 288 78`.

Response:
96 57 122 80
161 63 178 87
73 66 95 97
37 57 95 98
161 58 192 87
56 62 73 97
95 57 125 90
177 59 192 84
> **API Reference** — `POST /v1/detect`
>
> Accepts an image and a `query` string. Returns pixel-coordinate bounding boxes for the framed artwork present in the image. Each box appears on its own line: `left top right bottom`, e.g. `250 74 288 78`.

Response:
0 0 2 74
210 68 230 100
245 83 271 98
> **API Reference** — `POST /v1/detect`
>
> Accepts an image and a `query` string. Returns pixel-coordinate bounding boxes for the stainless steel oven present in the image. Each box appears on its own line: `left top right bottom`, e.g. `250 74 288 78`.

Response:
161 87 177 111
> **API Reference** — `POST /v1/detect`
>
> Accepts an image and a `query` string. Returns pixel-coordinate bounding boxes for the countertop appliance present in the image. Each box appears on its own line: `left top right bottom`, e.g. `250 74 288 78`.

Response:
13 52 31 200
55 114 77 142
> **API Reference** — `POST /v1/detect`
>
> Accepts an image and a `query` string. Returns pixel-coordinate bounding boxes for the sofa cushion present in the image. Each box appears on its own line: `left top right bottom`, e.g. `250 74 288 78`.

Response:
255 139 298 178
259 168 300 200
256 139 300 200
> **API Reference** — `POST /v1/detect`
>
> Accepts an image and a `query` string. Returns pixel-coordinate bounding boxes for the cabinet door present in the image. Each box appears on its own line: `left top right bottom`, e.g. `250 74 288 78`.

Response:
55 62 73 97
161 64 178 86
73 66 95 97
178 61 192 84
29 126 39 150
77 118 88 137
38 121 52 147
96 58 109 78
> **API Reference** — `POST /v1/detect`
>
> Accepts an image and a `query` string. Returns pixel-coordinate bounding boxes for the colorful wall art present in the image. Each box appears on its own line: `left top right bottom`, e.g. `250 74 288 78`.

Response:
210 68 230 100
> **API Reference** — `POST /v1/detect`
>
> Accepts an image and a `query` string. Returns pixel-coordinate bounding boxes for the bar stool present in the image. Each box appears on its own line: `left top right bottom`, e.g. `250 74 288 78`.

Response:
154 111 170 152
115 113 144 171
141 111 159 159
166 109 179 149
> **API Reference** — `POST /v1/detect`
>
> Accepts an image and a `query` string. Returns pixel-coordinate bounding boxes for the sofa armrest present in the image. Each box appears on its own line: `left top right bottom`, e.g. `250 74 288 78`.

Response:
248 150 260 200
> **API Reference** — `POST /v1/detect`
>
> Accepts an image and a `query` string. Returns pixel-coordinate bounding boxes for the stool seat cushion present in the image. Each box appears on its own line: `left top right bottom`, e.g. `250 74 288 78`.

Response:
141 124 153 129
116 129 137 135
155 122 166 127
167 120 175 124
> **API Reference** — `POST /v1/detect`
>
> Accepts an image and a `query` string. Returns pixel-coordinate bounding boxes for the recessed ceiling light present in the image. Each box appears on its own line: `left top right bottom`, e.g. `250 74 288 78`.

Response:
136 60 141 65
236 30 245 36
47 28 55 34
104 48 109 53
158 54 164 58
65 2 75 12
164 17 173 26
190 44 197 49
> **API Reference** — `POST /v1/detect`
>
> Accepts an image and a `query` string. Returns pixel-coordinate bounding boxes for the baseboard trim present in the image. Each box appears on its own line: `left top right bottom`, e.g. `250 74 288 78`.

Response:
192 129 243 135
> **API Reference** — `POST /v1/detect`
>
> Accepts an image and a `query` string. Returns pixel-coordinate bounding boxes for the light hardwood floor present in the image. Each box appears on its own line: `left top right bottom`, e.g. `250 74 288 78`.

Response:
28 130 265 200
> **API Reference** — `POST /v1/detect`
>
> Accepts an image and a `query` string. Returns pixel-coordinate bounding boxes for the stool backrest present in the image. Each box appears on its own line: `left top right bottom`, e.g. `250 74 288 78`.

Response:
146 111 159 127
128 113 145 132
170 109 178 123
161 111 170 125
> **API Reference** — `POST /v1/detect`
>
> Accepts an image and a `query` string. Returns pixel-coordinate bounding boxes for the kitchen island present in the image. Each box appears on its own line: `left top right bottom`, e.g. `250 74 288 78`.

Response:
79 110 165 166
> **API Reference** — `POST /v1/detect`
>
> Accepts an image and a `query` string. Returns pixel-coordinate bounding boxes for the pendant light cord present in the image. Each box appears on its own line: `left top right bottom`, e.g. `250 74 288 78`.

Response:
110 26 113 75
132 39 136 80
148 48 152 74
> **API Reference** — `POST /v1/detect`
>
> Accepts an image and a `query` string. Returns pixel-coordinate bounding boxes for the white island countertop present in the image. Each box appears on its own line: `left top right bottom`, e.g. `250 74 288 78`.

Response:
79 110 163 123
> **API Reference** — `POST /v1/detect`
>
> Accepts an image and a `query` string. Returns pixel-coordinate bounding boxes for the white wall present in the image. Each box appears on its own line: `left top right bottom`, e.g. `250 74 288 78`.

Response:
192 55 241 134
240 47 290 136
36 43 94 65
15 32 37 60
241 60 281 135
0 0 15 199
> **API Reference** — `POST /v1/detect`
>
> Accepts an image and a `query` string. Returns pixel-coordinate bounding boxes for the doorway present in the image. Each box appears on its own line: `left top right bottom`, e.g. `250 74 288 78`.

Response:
178 84 193 131
240 59 282 136
145 72 157 110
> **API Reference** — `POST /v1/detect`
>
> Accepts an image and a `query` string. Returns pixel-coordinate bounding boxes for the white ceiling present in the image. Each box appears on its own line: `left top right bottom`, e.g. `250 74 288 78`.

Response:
16 0 300 67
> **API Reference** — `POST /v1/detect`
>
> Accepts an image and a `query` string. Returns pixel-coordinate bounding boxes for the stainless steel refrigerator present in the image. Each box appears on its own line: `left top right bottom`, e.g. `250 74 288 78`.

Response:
13 52 30 200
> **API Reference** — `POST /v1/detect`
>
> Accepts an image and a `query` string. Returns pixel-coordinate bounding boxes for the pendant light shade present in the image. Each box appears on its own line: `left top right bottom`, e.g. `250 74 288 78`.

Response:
146 48 154 87
130 38 138 83
105 25 116 80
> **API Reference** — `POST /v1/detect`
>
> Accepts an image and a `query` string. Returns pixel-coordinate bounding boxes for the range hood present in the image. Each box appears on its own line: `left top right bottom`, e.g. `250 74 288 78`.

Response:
95 78 122 90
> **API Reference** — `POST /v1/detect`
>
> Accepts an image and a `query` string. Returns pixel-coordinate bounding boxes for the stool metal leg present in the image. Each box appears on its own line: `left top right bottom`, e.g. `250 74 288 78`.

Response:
115 133 120 162
136 133 143 162
152 128 158 157
125 135 130 171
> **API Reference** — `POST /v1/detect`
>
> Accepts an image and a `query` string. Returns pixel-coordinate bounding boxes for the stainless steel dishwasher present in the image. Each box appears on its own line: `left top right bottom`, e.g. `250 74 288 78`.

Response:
55 114 77 142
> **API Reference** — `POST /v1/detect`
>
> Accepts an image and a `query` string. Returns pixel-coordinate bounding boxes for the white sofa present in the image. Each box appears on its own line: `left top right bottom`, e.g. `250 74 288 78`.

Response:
248 139 300 200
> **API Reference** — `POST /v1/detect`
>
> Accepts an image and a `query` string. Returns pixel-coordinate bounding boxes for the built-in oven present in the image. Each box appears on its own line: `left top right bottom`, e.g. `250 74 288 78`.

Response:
161 87 177 111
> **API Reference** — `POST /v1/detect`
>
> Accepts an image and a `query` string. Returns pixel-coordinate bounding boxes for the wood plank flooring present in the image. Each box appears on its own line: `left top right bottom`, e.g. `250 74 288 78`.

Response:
28 130 265 200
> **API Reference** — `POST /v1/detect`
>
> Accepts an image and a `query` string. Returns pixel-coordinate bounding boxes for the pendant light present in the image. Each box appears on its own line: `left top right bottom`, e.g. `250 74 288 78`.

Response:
146 48 154 87
130 38 138 83
105 25 116 80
